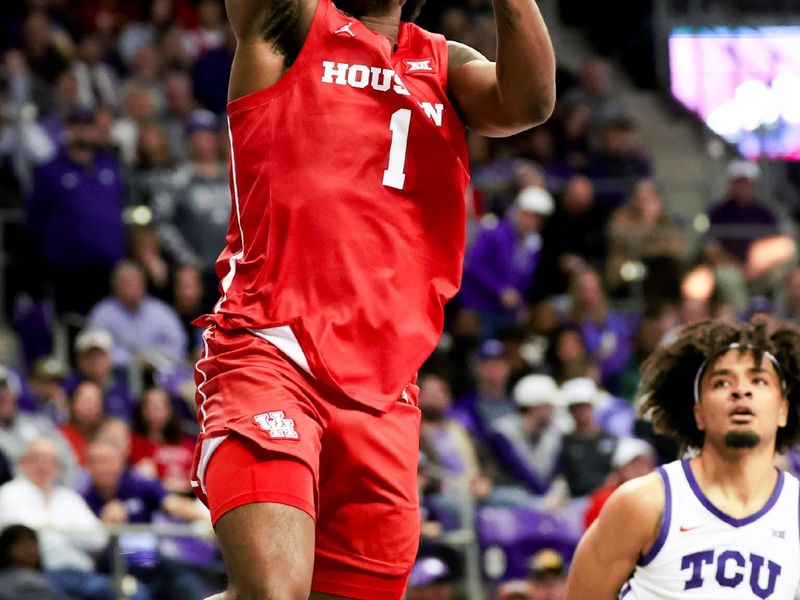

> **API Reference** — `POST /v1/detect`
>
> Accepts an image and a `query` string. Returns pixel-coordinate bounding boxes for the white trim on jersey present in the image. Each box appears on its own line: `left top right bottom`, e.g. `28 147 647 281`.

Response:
214 117 247 313
248 326 313 375
195 327 213 434
192 435 228 496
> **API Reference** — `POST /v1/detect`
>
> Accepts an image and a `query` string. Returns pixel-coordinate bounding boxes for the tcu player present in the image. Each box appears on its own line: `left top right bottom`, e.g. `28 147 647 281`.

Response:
566 319 800 599
192 0 555 598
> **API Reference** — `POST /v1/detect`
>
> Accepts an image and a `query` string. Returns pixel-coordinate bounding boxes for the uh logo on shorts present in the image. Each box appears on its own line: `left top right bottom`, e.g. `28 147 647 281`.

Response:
254 411 299 440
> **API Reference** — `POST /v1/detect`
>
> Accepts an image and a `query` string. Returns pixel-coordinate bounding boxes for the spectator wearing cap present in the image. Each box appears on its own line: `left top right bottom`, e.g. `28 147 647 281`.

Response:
452 339 516 439
27 357 69 425
27 107 126 316
705 160 779 267
527 548 567 600
488 374 563 498
154 108 229 313
703 159 789 308
86 261 188 379
0 438 112 600
459 186 555 339
583 436 654 529
63 327 133 419
557 377 616 498
0 366 78 485
406 556 455 600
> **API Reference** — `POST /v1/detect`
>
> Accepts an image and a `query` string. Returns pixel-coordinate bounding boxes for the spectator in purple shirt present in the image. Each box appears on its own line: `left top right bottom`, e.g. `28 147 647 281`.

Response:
565 268 635 393
27 108 126 316
704 160 794 310
190 25 234 115
81 440 211 600
451 339 516 439
460 186 554 339
704 160 782 270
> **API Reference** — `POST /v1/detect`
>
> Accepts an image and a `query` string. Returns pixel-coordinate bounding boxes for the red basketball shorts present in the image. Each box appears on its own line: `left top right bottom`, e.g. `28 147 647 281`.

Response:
190 326 422 599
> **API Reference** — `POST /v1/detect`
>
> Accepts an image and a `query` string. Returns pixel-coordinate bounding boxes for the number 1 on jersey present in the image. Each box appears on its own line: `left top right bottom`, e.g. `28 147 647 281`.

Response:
383 109 411 190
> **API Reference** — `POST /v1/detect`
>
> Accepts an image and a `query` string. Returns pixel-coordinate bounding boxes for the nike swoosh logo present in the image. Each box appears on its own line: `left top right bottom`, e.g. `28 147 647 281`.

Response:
680 525 703 532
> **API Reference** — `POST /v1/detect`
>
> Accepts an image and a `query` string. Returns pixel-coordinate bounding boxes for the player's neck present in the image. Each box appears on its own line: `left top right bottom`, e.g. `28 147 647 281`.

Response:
359 13 401 46
692 447 779 510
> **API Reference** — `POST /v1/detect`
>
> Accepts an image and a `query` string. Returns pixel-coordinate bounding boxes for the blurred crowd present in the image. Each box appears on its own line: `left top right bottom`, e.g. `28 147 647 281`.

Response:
0 1 799 599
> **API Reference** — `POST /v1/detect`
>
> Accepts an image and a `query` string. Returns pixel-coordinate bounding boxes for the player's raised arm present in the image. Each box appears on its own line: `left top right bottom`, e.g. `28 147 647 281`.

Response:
566 473 664 600
447 0 556 138
225 0 317 101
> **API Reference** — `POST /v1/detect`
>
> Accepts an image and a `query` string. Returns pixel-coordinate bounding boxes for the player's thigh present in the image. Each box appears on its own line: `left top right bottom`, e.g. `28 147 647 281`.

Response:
215 501 315 597
312 397 422 598
205 435 319 598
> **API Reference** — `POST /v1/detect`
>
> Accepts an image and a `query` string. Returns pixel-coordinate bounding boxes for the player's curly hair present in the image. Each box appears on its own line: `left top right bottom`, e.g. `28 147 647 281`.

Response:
637 318 800 453
401 0 427 21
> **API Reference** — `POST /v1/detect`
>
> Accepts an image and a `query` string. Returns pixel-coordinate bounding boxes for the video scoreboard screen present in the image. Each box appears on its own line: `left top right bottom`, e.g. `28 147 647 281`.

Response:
669 26 800 160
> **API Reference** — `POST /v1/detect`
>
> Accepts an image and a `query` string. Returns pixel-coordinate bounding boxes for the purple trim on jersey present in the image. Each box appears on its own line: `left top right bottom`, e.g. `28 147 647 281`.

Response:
618 582 632 598
681 459 784 527
639 466 672 566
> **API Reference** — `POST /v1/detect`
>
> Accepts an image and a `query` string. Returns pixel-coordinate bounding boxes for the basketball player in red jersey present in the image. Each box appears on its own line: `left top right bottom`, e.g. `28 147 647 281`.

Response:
192 1 555 598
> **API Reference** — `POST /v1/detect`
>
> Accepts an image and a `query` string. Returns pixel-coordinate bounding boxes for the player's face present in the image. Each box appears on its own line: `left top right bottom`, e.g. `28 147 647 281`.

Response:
694 350 788 450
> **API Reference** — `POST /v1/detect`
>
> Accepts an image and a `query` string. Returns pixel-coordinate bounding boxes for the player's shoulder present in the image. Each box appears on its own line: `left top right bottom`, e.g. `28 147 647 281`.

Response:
603 470 665 525
586 471 666 565
446 39 490 73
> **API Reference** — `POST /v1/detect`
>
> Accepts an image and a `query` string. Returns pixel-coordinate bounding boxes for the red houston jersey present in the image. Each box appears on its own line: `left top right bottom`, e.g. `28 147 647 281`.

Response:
198 0 469 411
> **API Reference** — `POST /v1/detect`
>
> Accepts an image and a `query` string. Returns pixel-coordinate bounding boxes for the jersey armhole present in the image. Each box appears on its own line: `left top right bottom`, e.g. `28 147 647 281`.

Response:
227 0 330 114
638 466 671 566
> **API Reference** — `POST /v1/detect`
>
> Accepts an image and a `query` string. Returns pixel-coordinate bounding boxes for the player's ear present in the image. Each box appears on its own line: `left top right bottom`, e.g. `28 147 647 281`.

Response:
693 401 705 431
777 395 789 428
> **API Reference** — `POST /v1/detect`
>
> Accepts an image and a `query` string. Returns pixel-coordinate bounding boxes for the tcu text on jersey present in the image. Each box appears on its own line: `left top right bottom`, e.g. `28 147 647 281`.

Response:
681 550 781 598
321 60 444 126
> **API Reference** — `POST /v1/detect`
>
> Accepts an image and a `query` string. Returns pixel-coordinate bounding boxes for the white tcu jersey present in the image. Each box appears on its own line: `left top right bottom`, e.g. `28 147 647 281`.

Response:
620 460 800 599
